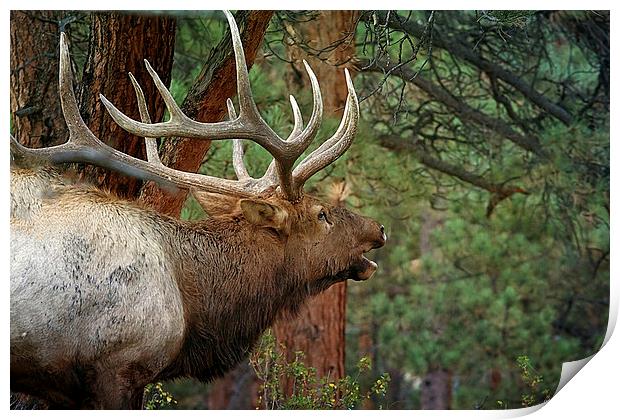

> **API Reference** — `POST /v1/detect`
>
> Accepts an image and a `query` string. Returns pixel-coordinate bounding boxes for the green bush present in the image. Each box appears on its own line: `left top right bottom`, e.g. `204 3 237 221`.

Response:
250 332 391 409
143 382 177 410
496 356 552 409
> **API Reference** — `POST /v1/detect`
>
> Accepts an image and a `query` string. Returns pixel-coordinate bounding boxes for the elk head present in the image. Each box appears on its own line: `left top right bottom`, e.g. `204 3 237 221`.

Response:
10 11 386 290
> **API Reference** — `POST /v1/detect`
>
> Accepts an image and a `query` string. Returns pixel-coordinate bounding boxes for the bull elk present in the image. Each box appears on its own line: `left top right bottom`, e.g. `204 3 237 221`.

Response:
10 11 386 409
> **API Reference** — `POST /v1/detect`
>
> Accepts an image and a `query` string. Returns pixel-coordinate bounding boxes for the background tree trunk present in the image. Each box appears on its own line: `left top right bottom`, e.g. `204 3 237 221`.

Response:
206 360 260 409
10 11 71 148
274 10 359 388
418 210 451 409
76 12 176 199
420 369 452 409
10 11 176 200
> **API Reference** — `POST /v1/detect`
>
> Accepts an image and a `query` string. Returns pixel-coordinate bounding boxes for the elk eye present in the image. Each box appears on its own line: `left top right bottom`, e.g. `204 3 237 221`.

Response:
318 210 328 222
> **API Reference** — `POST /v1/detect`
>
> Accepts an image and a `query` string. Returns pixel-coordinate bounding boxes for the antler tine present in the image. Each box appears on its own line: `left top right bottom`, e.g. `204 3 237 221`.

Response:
281 60 323 152
256 94 306 186
292 69 360 187
295 86 351 172
288 95 304 138
224 12 256 117
226 98 250 180
128 72 162 166
145 59 187 124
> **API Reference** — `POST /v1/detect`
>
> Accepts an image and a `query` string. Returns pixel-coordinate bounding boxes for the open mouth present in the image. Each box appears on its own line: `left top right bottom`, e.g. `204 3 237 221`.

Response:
351 248 378 281
353 256 378 281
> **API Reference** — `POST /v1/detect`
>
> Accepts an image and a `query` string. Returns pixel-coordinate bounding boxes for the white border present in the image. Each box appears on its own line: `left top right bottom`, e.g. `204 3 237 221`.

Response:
3 2 616 418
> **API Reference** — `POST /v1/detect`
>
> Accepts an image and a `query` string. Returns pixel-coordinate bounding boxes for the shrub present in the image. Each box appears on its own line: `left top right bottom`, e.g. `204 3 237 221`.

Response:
143 382 177 409
250 332 391 409
496 355 552 409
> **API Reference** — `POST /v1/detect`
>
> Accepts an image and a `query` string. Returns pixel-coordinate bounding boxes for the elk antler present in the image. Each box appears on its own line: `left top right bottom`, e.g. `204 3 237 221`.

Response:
11 11 360 202
10 32 257 196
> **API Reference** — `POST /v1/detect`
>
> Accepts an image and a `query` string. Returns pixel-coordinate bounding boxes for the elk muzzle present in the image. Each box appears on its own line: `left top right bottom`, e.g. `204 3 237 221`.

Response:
352 221 387 281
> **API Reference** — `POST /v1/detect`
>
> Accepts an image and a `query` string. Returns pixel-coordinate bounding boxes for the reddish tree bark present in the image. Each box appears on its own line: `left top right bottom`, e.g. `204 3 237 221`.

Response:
10 11 176 200
76 12 176 199
420 369 452 409
418 210 452 410
285 11 359 113
207 361 260 409
10 11 71 148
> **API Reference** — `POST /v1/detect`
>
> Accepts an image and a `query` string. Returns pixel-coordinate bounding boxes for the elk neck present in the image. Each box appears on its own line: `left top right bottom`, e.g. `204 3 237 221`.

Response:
159 217 310 382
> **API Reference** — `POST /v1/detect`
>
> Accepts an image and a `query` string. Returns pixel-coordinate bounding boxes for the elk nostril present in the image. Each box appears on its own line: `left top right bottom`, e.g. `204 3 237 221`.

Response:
379 225 387 244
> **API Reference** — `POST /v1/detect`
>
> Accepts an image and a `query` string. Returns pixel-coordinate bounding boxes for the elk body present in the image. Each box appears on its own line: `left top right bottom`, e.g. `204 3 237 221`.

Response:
10 12 386 409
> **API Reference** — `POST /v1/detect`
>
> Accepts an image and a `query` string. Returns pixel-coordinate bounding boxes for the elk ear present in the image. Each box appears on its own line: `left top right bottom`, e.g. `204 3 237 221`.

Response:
192 188 239 217
239 198 289 232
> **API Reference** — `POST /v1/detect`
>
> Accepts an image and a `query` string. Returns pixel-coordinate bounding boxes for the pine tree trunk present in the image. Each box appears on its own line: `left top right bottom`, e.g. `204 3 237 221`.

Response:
207 360 260 409
418 210 452 409
420 369 452 409
10 11 72 148
10 11 176 200
76 12 176 199
273 10 359 387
